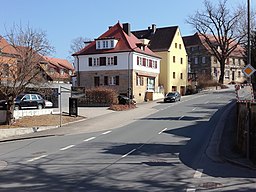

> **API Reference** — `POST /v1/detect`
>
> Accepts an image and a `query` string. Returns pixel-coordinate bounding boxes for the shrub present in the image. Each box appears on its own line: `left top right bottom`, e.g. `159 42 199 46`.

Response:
109 104 136 111
85 87 118 105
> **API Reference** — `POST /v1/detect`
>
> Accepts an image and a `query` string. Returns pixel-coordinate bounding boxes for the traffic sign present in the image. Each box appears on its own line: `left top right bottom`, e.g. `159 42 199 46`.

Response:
242 64 256 77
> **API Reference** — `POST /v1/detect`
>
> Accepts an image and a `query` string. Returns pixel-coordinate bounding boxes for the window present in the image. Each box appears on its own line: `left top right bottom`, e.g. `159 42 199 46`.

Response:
175 43 177 48
238 59 241 65
103 41 106 48
173 72 176 79
143 58 146 66
238 71 241 78
180 73 183 79
109 76 119 85
111 40 114 48
202 56 206 64
232 58 235 65
213 57 217 64
180 58 183 64
106 41 108 48
149 59 152 68
195 57 198 64
173 56 176 63
136 75 144 86
104 76 108 85
179 44 181 49
94 76 100 87
31 94 38 100
97 41 100 49
100 57 106 66
89 57 92 66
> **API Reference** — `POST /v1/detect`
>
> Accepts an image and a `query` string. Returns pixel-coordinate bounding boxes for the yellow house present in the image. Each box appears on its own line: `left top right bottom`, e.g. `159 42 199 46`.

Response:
133 25 188 95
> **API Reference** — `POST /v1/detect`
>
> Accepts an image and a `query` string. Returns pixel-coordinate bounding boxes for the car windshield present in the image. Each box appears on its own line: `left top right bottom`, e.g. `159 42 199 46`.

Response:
167 92 176 97
15 94 25 101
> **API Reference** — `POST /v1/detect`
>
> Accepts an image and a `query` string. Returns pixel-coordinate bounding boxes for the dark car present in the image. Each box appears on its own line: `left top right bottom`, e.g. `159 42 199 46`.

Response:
164 91 181 103
14 93 45 110
118 95 136 105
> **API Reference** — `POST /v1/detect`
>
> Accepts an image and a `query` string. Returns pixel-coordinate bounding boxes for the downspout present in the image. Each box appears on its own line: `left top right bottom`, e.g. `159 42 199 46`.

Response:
76 56 80 86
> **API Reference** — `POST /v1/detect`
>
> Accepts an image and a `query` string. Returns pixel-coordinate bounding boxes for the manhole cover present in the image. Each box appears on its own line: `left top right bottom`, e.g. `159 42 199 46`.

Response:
0 160 8 170
199 182 222 189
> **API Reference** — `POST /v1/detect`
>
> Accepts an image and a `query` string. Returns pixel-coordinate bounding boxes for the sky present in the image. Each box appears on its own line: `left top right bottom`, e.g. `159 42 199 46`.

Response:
0 0 253 61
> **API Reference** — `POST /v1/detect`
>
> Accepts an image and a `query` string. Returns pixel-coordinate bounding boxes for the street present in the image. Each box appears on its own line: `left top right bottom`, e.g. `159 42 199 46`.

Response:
0 89 255 191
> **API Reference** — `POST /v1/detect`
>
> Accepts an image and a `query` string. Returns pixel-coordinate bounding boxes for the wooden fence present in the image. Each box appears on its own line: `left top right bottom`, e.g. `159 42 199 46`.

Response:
236 102 256 164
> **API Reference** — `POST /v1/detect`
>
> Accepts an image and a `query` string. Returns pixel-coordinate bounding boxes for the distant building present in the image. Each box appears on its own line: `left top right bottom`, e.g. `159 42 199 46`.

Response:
72 22 162 103
183 33 246 84
133 25 188 95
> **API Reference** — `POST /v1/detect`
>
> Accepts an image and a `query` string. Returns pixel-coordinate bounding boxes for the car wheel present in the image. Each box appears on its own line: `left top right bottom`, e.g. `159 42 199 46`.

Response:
14 105 20 110
38 104 43 110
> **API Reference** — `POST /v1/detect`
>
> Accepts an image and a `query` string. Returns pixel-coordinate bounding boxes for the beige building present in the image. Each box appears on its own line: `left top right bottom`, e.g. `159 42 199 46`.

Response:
133 25 188 95
183 33 246 84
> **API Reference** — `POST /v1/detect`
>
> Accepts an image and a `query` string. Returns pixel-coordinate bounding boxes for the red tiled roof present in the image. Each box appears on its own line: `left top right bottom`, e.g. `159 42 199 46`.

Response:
0 36 19 55
44 56 74 71
73 22 160 58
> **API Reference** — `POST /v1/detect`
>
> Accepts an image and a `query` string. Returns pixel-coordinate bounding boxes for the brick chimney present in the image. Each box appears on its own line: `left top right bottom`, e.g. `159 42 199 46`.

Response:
123 23 131 36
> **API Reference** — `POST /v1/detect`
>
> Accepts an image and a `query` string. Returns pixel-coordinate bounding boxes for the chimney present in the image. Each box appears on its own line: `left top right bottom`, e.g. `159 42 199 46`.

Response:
123 23 131 36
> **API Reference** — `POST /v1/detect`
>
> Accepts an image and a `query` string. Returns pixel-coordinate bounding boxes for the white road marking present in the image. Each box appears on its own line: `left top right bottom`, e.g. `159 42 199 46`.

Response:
193 169 203 178
102 130 112 135
158 128 167 134
60 145 75 151
122 149 136 158
83 137 96 142
204 101 209 104
192 107 197 111
186 188 196 192
178 115 184 120
27 155 48 162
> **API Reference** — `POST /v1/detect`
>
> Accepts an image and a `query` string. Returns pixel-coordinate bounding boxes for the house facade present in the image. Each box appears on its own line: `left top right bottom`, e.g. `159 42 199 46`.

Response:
183 33 246 84
73 22 162 103
133 25 188 95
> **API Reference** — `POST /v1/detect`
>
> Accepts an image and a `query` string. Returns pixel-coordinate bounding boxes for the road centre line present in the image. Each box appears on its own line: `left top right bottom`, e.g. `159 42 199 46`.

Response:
83 137 96 142
193 169 203 178
27 155 48 162
60 145 75 151
102 130 112 135
204 101 209 104
122 149 136 158
158 128 167 134
192 107 197 111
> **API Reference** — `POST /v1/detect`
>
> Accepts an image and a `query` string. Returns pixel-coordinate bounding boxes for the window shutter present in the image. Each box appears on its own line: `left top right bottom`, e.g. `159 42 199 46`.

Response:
116 76 119 85
100 57 106 66
89 57 92 66
114 56 117 65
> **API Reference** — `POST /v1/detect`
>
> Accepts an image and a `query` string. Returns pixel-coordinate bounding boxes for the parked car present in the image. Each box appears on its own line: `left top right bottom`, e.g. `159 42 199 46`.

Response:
118 95 136 105
45 100 53 108
14 93 45 110
164 91 181 103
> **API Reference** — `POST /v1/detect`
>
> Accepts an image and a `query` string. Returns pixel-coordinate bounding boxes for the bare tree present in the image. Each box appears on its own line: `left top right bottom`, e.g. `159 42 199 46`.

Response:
69 36 91 55
0 24 54 125
187 0 247 84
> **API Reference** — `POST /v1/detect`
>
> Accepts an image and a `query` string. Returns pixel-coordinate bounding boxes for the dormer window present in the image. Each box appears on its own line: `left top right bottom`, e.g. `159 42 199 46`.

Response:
96 38 118 50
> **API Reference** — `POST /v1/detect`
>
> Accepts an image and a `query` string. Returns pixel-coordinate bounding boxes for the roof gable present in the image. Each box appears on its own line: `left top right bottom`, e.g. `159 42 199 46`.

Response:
73 22 160 58
132 26 178 51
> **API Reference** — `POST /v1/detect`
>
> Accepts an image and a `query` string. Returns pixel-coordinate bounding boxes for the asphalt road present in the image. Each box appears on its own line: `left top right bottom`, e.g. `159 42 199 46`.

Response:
0 89 255 191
